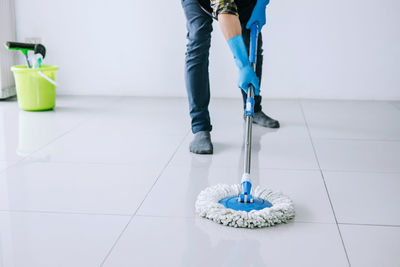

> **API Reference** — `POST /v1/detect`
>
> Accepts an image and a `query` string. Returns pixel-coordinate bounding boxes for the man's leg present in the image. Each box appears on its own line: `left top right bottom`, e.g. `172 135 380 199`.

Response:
241 25 280 128
182 0 213 153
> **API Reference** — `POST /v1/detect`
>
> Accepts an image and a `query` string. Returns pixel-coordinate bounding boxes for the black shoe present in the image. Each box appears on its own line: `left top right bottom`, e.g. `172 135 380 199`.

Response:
250 111 280 128
189 131 213 154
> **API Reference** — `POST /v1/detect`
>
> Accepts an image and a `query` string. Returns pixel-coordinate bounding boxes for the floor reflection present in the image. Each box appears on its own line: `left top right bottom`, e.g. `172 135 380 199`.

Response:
17 110 56 157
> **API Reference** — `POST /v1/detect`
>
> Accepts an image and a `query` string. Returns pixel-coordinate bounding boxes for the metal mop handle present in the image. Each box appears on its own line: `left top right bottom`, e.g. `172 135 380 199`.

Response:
244 87 254 174
244 23 259 174
239 23 259 203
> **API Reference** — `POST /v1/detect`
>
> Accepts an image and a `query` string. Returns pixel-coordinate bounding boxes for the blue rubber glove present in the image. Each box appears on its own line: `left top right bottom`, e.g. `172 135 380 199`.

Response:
246 0 270 30
227 35 260 95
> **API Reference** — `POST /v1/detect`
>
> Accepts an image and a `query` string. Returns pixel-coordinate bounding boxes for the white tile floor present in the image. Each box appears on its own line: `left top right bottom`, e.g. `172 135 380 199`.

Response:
0 96 399 267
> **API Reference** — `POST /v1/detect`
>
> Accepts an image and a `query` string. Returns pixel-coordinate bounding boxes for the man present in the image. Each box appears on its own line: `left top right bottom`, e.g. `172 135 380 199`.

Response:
182 0 279 154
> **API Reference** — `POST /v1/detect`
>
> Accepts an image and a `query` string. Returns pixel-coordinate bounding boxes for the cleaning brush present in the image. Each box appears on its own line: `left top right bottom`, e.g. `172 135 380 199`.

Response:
4 41 35 68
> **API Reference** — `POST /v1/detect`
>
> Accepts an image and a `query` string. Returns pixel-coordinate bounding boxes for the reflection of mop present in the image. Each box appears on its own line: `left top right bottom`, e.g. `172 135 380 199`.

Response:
195 24 295 228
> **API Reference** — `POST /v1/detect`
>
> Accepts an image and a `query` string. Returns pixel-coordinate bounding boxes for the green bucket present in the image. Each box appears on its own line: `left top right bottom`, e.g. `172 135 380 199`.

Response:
11 65 58 111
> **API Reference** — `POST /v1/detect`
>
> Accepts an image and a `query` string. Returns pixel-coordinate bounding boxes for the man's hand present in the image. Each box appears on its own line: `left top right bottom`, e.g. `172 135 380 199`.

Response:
238 64 260 95
228 34 260 95
246 0 270 30
218 14 260 95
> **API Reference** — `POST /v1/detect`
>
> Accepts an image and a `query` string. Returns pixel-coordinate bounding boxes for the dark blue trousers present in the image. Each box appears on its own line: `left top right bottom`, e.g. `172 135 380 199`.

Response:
182 0 263 133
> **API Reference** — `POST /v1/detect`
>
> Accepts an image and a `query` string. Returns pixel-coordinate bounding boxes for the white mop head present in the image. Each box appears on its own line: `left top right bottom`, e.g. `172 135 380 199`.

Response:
195 184 295 228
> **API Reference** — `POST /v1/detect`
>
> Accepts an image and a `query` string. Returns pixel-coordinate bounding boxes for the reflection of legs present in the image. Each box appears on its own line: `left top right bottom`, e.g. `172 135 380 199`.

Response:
187 155 212 212
182 0 214 154
240 25 280 129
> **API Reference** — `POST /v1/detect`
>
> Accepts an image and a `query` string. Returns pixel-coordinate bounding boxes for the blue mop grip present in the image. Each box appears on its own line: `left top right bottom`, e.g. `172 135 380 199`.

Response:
245 86 255 117
249 23 259 64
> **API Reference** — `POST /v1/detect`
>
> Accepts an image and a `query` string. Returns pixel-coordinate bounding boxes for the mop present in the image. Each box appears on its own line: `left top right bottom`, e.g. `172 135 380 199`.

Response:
5 41 57 86
195 24 295 228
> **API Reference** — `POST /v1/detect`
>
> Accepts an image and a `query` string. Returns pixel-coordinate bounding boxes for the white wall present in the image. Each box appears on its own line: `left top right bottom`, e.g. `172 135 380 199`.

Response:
14 0 400 100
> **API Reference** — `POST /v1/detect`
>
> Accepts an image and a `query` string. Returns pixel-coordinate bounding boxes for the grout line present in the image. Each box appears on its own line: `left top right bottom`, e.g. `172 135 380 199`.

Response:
134 214 197 220
99 130 190 266
8 159 398 175
0 209 131 217
134 214 339 225
299 100 352 267
156 164 400 174
0 161 19 176
3 208 397 229
311 137 400 142
6 156 185 167
321 169 400 174
338 222 400 228
388 101 400 111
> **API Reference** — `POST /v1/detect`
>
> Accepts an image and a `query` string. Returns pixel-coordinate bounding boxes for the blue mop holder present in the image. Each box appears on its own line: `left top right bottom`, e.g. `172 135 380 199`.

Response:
249 23 259 65
244 22 258 118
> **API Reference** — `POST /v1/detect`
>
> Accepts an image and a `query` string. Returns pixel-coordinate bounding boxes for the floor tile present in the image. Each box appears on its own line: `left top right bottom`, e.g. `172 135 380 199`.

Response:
302 100 400 140
29 117 187 164
0 161 161 215
313 139 400 172
324 171 400 225
103 216 348 267
171 130 319 170
100 97 190 135
340 224 400 267
210 99 309 139
0 96 122 161
137 165 335 223
0 211 129 267
26 97 188 164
